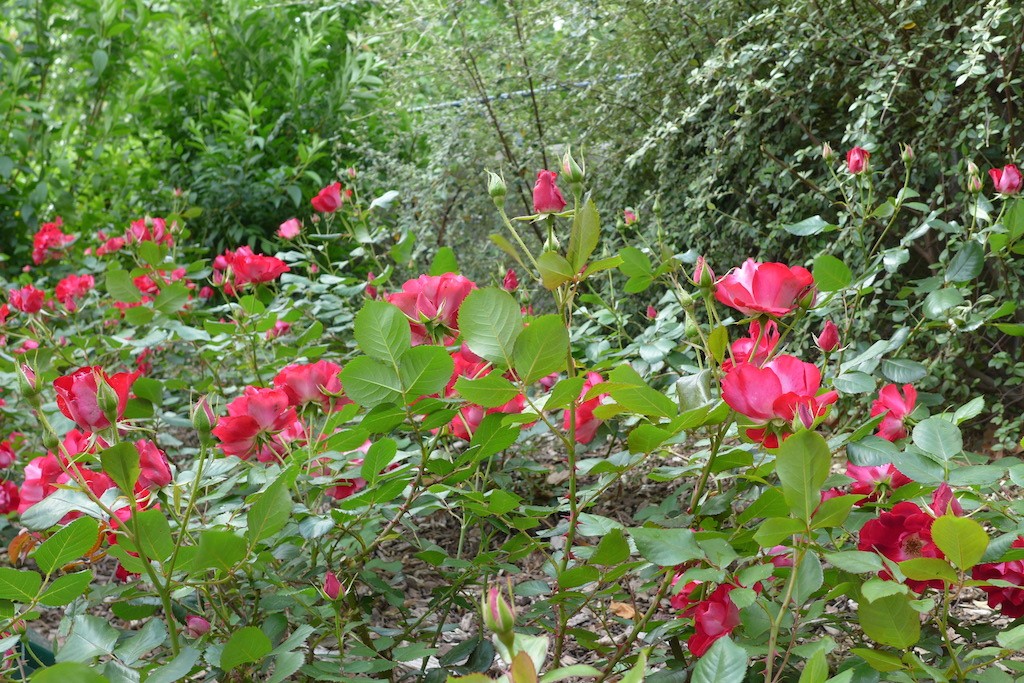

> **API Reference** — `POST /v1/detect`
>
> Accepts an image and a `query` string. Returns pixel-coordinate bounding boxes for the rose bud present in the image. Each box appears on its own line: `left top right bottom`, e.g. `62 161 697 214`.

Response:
990 164 1023 196
561 148 584 184
277 218 301 240
481 584 516 649
184 615 210 638
692 256 715 288
623 209 637 226
846 146 870 175
191 395 216 445
533 170 567 214
502 269 518 292
646 305 657 320
814 320 840 352
365 272 378 299
900 143 914 164
967 162 984 193
486 171 507 208
821 142 835 161
323 571 343 601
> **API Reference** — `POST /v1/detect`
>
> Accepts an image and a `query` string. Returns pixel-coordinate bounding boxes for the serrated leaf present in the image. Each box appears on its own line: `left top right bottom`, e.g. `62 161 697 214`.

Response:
537 251 574 290
945 240 984 283
247 477 291 544
567 198 601 271
455 374 519 408
459 288 523 365
813 254 851 292
354 300 411 364
691 637 747 683
341 356 403 407
629 527 704 566
100 442 140 497
399 345 454 400
776 431 832 521
33 516 100 574
932 515 988 570
221 626 272 672
858 593 919 649
513 315 568 383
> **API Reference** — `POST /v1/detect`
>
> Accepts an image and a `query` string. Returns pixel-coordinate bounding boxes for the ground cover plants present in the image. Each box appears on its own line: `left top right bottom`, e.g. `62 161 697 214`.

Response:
0 143 1023 683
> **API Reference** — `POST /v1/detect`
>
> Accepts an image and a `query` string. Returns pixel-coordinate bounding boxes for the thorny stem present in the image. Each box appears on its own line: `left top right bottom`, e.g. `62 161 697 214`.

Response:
764 542 809 682
594 570 675 683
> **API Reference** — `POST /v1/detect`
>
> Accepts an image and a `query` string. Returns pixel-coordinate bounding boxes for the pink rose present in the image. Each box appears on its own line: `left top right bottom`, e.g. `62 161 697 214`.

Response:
814 320 840 352
53 367 140 432
870 384 916 441
386 273 477 346
989 164 1022 195
714 259 815 317
532 170 566 214
846 147 870 175
311 182 343 213
277 218 301 239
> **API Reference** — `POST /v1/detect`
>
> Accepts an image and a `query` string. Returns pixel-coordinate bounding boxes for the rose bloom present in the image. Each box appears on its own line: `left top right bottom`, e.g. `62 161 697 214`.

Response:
215 246 290 293
989 164 1023 195
277 218 301 239
714 259 815 317
55 274 95 311
95 231 126 256
53 366 140 432
32 218 74 265
721 355 838 448
858 501 945 592
721 320 779 373
623 209 637 225
846 463 911 501
135 439 173 491
668 579 742 658
273 361 349 412
0 480 19 514
8 284 46 314
311 182 344 213
265 320 291 339
387 273 477 346
533 170 566 214
126 217 174 246
211 386 300 459
846 146 870 175
870 383 916 441
564 372 607 444
0 438 16 469
973 537 1024 618
814 320 840 352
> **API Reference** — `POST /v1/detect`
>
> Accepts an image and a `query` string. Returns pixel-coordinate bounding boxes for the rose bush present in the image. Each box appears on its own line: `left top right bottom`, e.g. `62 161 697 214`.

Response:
0 144 1020 683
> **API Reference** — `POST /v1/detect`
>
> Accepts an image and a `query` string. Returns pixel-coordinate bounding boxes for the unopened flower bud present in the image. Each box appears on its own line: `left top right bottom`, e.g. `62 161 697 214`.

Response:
822 142 835 161
192 396 216 445
646 305 657 320
323 571 343 601
95 372 121 425
503 269 518 292
482 584 515 649
365 272 378 299
814 320 840 352
677 290 694 309
486 171 507 207
184 615 210 638
623 209 638 226
900 144 914 164
799 289 817 310
966 162 983 193
17 363 39 399
561 148 584 184
692 256 715 288
684 316 699 340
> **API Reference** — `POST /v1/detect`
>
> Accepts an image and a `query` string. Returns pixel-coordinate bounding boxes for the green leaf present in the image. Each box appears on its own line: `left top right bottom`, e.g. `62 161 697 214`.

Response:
544 377 585 410
459 287 523 365
618 247 652 277
131 509 174 561
628 527 704 566
92 49 108 75
146 648 201 683
513 314 569 383
813 254 852 292
846 436 898 467
429 247 459 275
923 288 964 320
100 443 140 496
221 626 272 672
997 624 1024 650
823 551 884 574
105 268 142 303
0 566 42 601
776 431 832 521
858 593 920 649
581 255 623 279
793 552 823 604
360 439 397 484
247 478 291 544
833 371 876 394
353 300 411 365
708 325 728 364
945 240 985 283
567 198 601 271
558 565 599 589
33 516 100 574
39 570 93 607
799 647 829 683
605 365 676 418
899 558 957 584
399 345 455 400
455 374 519 408
691 637 747 683
467 414 520 457
784 215 834 236
29 662 109 682
912 418 962 462
341 356 403 407
851 647 905 672
753 517 805 547
538 251 575 290
588 529 630 566
932 515 988 570
880 359 927 383
195 530 247 572
811 494 862 529
56 614 118 663
154 282 190 315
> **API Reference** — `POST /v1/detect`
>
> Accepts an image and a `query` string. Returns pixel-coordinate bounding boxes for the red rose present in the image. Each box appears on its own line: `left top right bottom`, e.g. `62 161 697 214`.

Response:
8 285 46 314
846 463 911 501
273 361 347 412
126 217 174 246
989 164 1023 195
929 482 963 517
18 454 63 514
386 273 477 346
846 147 871 175
857 501 945 592
502 269 518 292
32 218 74 265
55 274 95 312
277 218 301 239
688 584 742 657
564 372 606 444
972 537 1024 618
226 247 290 288
53 366 139 432
323 571 343 600
211 386 300 460
311 182 344 213
0 481 19 515
442 348 524 440
714 259 815 317
721 355 838 448
870 383 916 441
135 439 172 491
721 320 779 373
532 170 566 214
